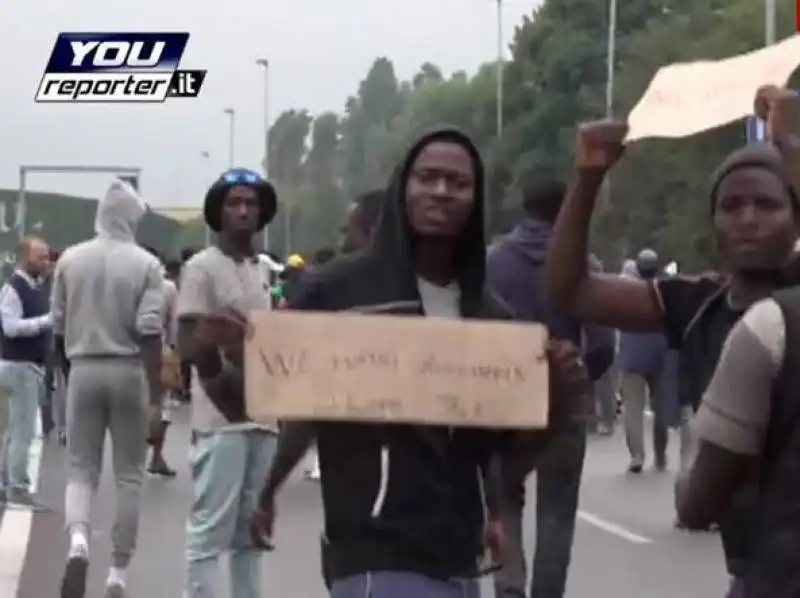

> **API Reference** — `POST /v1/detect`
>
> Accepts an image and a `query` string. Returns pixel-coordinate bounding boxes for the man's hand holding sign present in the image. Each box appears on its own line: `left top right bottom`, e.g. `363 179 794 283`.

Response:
625 34 800 142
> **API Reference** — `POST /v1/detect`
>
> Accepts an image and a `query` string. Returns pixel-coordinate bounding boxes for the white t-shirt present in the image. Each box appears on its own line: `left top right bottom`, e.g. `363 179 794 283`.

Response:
416 277 460 318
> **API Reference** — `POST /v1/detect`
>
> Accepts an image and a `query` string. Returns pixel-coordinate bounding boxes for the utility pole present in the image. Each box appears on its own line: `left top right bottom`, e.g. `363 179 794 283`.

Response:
223 108 235 167
765 0 776 46
495 0 504 137
256 58 271 253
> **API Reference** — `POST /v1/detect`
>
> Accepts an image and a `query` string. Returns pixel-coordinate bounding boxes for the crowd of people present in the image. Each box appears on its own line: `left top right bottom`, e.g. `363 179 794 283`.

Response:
0 85 797 598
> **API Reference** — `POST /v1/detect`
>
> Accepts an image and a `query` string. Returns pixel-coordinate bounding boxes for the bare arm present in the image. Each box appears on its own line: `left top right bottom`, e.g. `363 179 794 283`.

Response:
176 316 248 423
259 280 322 501
548 121 665 332
136 261 166 405
548 169 663 332
260 422 316 498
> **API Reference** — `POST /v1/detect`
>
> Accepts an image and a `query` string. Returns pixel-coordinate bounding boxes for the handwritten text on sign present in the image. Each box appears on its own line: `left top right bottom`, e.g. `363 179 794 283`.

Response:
626 33 800 142
244 311 549 429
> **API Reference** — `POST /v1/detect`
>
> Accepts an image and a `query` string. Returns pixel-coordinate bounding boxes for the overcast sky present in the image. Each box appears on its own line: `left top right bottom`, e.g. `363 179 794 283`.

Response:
1 0 537 208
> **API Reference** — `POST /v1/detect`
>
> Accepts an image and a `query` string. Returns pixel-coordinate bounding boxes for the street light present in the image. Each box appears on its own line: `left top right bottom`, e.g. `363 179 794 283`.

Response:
765 0 775 46
605 0 617 120
223 108 235 167
495 0 503 137
200 150 212 247
256 58 271 253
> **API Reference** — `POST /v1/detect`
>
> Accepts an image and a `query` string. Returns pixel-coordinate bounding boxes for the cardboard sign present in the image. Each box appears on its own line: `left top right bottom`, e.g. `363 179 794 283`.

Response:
626 34 800 141
244 311 549 429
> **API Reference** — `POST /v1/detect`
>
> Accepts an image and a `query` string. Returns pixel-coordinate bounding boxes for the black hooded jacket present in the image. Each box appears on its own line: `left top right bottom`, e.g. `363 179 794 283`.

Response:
291 127 532 581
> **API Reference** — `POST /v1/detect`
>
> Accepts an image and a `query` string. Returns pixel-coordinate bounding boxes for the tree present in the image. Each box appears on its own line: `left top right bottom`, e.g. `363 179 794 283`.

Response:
255 0 798 266
339 58 406 197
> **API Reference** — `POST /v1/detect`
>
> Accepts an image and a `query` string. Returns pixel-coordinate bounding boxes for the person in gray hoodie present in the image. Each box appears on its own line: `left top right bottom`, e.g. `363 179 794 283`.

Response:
51 179 164 598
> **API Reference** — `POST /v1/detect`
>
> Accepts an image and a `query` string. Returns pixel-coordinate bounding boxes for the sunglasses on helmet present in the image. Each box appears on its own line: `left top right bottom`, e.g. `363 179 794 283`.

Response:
221 168 262 184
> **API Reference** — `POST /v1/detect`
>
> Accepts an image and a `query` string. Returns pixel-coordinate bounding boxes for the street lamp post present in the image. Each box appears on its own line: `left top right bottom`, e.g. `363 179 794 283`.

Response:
605 0 617 120
223 108 235 167
495 0 503 137
200 150 212 246
765 0 776 46
256 58 270 253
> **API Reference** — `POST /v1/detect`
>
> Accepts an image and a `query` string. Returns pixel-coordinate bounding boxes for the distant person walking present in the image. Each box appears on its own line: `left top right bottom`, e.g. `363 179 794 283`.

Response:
617 250 670 473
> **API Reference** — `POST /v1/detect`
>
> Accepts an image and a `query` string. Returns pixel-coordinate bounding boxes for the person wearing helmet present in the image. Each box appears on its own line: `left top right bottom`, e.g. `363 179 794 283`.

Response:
617 249 671 473
175 168 279 598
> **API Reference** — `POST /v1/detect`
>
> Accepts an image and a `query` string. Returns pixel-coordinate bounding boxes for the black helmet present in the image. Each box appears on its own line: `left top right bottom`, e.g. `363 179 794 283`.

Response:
203 168 277 232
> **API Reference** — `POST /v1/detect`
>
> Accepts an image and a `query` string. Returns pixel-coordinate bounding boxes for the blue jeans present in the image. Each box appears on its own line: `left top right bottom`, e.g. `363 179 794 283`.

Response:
185 429 277 598
331 571 479 598
0 361 42 490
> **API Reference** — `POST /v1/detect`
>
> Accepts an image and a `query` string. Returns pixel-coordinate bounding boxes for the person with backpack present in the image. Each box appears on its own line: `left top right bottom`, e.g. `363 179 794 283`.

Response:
546 86 800 598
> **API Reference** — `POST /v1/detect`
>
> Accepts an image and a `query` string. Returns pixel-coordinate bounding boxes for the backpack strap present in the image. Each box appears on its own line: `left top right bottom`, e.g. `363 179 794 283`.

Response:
681 284 729 343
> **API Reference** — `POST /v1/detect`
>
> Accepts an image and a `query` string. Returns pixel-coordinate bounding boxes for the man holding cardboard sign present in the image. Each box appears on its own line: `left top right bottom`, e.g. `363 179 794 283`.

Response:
547 87 800 598
248 126 589 598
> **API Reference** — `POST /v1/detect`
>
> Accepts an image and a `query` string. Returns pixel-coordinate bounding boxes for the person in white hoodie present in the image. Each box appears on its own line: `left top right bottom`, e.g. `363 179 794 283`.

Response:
51 179 164 598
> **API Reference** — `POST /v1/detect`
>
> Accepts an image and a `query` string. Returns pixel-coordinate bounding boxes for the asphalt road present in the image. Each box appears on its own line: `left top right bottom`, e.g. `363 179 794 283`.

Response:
2 408 731 597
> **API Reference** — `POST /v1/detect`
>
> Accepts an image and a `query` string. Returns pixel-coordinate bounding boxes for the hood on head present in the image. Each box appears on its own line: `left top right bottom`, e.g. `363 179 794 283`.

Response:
95 179 148 241
371 125 486 305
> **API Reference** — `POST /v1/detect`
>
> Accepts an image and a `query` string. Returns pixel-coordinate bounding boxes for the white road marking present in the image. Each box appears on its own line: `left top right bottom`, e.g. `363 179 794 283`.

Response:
0 412 44 598
577 509 653 544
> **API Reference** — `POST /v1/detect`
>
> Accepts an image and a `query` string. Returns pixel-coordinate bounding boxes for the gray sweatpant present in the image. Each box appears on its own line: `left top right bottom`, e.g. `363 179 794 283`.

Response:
65 359 148 568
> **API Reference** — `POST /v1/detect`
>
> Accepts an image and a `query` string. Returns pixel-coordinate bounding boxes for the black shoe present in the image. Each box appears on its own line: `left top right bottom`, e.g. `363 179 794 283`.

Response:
61 555 89 598
654 454 668 471
6 488 51 512
147 461 177 478
627 461 643 474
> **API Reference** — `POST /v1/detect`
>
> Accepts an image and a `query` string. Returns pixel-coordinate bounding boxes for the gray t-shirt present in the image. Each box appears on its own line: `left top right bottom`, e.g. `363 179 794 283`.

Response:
177 246 275 433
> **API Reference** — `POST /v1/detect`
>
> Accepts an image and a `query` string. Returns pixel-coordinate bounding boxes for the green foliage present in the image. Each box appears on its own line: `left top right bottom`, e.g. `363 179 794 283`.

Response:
267 0 797 267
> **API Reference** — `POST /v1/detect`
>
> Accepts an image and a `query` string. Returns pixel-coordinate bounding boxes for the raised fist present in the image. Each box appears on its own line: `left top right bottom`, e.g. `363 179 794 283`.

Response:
754 85 798 142
575 120 629 170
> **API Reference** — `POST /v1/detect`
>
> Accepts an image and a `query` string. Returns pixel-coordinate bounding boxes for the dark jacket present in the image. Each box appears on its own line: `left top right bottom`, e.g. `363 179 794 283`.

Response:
487 219 614 381
291 126 543 582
